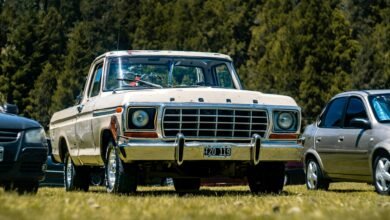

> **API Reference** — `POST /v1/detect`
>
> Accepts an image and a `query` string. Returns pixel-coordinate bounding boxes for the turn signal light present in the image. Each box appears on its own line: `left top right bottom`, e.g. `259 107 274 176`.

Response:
269 133 298 140
124 132 158 138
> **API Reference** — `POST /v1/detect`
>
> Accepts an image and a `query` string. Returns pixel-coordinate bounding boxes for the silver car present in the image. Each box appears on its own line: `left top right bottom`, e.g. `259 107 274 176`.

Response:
302 90 390 195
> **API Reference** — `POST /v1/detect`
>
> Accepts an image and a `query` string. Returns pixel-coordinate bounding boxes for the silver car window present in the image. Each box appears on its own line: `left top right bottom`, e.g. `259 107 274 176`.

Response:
319 97 347 128
344 97 368 127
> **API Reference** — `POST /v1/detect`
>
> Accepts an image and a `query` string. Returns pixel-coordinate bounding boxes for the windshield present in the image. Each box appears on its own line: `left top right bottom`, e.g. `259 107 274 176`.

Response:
369 94 390 122
104 56 236 91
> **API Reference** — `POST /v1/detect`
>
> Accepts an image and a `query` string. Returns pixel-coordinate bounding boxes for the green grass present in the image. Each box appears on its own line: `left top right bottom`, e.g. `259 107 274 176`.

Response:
0 183 389 220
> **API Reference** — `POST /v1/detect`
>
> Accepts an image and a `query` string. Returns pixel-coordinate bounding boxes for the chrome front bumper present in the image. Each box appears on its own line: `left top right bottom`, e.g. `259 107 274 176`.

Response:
118 134 303 164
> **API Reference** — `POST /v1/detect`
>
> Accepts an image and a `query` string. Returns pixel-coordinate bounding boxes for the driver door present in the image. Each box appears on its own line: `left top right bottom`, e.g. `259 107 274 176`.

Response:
314 97 347 175
75 61 103 164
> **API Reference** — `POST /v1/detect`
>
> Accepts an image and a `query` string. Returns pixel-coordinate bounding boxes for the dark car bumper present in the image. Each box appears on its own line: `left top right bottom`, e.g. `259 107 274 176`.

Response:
0 147 47 182
285 161 305 185
39 155 64 187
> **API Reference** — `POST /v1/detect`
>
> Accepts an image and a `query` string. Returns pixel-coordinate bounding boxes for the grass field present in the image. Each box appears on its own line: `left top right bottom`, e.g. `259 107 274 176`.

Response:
0 183 389 220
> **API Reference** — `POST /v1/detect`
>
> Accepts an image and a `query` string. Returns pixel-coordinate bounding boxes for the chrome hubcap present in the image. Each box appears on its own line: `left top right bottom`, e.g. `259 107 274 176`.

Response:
66 157 73 187
307 161 318 189
375 157 390 192
107 148 117 189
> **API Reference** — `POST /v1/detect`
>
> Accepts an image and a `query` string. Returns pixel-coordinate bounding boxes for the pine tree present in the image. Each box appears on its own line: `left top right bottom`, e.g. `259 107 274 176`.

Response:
51 0 119 112
351 0 390 89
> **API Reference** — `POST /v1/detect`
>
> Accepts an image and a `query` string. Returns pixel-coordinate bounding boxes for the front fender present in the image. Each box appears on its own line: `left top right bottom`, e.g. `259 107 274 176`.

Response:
303 149 328 177
369 139 390 174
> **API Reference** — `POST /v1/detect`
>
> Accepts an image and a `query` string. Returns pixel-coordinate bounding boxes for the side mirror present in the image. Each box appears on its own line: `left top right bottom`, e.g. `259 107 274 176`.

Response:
350 118 371 129
3 104 19 115
75 93 83 105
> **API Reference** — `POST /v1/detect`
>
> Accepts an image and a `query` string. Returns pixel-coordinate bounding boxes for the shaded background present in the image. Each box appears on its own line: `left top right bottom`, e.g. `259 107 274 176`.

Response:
0 0 388 129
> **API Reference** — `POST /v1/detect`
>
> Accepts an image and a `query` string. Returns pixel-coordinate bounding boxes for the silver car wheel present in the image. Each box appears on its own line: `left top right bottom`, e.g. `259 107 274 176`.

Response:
107 148 117 189
66 156 73 187
307 161 318 189
375 157 390 192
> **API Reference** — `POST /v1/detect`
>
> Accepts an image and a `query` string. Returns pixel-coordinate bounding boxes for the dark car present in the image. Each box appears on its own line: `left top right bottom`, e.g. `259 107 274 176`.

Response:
285 161 305 185
39 139 64 187
0 104 48 194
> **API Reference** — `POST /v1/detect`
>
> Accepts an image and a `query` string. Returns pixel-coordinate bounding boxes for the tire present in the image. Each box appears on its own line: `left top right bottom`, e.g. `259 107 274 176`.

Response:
173 178 201 193
247 162 285 194
3 181 39 194
373 154 390 195
105 140 137 194
64 152 90 192
306 158 329 190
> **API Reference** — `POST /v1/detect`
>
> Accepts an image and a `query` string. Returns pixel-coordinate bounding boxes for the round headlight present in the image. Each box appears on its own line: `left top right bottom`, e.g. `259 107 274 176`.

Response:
132 110 149 127
277 112 294 130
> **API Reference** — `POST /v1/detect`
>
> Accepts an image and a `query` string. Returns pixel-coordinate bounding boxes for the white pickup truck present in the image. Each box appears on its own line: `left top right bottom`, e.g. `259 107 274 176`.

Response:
50 50 302 194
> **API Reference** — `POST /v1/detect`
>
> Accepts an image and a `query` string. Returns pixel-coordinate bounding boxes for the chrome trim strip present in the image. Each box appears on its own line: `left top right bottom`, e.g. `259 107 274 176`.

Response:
93 108 117 117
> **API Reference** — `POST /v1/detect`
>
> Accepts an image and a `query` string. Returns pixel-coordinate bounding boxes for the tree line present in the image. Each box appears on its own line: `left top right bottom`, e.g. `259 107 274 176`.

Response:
0 0 389 128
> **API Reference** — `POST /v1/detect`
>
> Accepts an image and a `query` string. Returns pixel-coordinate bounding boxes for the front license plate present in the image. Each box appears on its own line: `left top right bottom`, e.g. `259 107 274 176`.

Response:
0 146 3 162
204 145 232 158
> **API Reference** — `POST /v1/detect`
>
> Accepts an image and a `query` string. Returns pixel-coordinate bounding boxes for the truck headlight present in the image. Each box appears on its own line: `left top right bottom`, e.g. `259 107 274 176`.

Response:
132 110 149 127
273 111 298 132
278 112 294 129
25 128 46 144
128 108 156 130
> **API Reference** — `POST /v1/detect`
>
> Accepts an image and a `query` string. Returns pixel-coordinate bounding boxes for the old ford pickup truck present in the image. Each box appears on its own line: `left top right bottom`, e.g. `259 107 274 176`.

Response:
49 50 302 194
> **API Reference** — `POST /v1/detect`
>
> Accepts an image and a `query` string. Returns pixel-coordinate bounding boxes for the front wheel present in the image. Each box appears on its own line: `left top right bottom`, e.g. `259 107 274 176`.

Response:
306 159 329 190
64 153 90 192
173 178 200 193
247 162 285 194
373 154 390 195
105 141 138 194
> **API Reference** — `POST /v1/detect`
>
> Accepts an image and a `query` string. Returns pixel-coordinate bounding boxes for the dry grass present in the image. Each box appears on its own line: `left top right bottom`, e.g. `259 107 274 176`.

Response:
0 183 389 220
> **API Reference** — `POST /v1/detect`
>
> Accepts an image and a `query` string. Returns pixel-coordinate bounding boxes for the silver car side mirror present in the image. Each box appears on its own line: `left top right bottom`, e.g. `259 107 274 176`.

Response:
350 118 371 129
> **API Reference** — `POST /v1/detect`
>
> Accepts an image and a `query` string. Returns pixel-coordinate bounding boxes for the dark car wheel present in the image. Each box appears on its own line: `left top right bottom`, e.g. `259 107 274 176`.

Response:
4 181 39 194
64 152 89 191
306 159 329 190
374 154 390 195
173 178 201 193
247 162 285 194
105 140 137 194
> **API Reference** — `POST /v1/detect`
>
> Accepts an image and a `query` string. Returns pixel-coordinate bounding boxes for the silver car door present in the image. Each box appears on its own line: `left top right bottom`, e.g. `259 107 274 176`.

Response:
314 97 348 176
339 96 372 177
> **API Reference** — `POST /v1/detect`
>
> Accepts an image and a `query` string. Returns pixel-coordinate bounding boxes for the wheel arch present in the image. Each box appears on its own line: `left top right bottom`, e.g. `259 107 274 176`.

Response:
100 129 114 163
58 136 69 163
370 146 390 174
304 149 326 176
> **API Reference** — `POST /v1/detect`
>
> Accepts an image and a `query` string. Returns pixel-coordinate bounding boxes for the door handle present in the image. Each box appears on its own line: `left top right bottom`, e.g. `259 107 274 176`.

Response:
338 136 344 142
77 104 84 113
316 137 321 143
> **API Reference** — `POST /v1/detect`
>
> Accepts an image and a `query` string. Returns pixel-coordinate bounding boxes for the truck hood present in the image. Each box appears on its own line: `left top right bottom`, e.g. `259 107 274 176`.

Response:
0 113 42 130
100 88 298 107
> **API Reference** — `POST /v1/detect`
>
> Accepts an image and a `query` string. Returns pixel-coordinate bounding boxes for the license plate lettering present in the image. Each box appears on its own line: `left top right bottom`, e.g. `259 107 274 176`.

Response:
204 145 232 158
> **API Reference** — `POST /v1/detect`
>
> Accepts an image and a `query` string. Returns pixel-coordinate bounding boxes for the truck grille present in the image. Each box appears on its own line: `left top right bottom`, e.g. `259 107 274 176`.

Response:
0 129 20 143
163 108 268 138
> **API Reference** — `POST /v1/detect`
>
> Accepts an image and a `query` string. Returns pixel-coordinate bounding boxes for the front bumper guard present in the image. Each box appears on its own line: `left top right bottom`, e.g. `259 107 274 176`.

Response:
118 134 302 165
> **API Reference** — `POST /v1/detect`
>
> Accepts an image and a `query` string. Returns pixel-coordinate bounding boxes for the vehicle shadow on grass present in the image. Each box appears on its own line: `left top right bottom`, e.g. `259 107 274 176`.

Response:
327 189 373 193
88 188 298 197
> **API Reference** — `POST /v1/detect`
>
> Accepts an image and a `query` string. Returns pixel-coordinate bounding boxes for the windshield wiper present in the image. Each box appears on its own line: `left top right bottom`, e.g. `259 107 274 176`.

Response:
117 78 163 89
